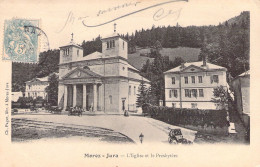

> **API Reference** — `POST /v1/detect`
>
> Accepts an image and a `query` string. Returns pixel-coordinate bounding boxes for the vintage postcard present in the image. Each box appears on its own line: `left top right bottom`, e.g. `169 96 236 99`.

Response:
0 0 260 166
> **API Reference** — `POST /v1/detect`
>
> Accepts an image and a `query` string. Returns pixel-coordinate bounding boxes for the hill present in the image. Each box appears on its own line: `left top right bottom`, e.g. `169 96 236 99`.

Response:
225 11 249 27
128 53 154 70
128 47 200 70
160 47 200 62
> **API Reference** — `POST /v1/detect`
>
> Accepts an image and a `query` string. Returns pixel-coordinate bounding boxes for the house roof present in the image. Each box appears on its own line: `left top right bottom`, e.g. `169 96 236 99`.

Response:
59 40 82 49
81 51 104 61
128 71 150 83
164 61 227 74
102 32 120 40
26 76 48 83
37 76 49 82
25 72 58 83
239 70 250 77
101 32 127 42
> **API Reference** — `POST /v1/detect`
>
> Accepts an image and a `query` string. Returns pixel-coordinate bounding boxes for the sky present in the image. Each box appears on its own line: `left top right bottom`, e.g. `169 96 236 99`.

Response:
0 0 255 51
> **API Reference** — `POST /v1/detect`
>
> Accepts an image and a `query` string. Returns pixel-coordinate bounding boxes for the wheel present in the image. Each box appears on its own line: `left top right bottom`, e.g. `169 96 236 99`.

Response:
168 137 173 144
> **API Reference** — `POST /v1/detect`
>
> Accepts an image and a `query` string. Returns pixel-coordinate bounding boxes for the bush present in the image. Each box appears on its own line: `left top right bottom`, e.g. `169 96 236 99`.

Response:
143 105 228 128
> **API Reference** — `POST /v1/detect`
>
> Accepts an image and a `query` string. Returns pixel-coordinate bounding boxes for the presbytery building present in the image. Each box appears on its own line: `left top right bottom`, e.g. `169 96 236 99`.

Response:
164 60 227 109
58 28 149 113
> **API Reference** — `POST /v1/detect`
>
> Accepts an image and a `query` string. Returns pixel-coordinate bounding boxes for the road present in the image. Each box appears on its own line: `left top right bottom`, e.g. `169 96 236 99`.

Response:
11 111 196 144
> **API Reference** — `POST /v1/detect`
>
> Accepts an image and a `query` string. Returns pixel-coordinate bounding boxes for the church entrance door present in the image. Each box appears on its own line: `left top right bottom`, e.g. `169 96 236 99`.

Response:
122 98 126 111
86 95 89 111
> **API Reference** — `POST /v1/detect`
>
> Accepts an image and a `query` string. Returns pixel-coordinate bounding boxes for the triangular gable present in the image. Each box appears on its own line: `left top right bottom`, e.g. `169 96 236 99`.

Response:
63 67 101 79
181 64 206 73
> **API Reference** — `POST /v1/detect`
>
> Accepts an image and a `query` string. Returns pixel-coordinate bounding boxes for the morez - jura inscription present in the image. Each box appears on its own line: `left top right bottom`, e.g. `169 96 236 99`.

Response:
3 19 39 63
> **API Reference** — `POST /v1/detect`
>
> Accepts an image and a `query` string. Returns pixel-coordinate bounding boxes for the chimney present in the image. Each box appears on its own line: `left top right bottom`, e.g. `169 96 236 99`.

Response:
203 55 207 66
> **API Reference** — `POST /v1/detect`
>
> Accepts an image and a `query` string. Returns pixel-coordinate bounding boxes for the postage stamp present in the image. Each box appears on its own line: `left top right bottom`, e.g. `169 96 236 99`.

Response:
3 18 39 63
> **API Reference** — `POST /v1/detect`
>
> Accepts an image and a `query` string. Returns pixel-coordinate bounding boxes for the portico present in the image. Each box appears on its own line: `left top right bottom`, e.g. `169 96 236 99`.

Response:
63 83 102 111
61 67 103 111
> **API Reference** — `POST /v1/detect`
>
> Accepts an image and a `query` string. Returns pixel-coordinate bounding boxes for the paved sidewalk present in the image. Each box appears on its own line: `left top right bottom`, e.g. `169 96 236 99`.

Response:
12 111 196 144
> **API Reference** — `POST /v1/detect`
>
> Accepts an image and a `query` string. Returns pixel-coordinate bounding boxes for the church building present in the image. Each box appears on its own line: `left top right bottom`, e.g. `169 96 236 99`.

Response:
58 26 150 113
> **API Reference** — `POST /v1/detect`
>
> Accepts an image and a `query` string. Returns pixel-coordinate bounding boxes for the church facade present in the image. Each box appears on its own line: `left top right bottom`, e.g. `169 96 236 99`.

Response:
58 31 149 113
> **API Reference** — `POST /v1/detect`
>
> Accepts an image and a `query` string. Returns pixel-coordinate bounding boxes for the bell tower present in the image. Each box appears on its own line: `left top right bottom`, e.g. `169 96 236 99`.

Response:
101 23 128 59
59 33 83 64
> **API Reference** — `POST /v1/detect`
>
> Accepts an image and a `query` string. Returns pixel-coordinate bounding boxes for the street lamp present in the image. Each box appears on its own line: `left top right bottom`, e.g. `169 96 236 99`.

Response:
139 133 144 144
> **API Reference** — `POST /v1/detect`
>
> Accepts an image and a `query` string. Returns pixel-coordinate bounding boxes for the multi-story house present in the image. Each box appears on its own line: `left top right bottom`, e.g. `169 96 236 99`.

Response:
25 73 58 100
164 60 227 109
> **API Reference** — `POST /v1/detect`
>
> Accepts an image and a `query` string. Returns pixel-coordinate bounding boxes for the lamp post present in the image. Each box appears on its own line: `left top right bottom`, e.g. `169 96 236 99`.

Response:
139 133 144 144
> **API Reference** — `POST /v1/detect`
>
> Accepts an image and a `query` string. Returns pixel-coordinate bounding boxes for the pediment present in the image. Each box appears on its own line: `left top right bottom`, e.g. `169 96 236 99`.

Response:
63 67 101 79
181 65 205 73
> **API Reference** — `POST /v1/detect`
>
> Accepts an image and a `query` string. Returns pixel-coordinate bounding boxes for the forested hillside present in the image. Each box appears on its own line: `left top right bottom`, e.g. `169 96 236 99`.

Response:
81 11 249 77
12 11 249 100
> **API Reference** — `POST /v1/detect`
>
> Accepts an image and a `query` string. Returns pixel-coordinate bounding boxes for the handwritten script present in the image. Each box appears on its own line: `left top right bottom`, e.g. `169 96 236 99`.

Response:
57 0 187 32
153 8 182 21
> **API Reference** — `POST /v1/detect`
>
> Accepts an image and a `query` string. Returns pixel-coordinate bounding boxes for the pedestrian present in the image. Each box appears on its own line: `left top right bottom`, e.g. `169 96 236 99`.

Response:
123 106 129 117
90 103 93 112
226 111 230 126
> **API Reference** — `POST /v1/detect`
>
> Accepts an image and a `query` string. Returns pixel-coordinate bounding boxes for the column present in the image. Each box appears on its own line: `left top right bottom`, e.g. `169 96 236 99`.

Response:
93 83 97 111
73 84 77 107
63 85 68 110
83 84 86 110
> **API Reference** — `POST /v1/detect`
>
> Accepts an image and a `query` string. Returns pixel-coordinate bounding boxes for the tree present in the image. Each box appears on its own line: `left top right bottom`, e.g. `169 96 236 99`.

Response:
12 62 38 92
17 96 33 108
35 49 60 77
211 86 229 110
140 59 153 81
167 57 184 70
136 79 148 108
81 36 102 56
45 73 59 106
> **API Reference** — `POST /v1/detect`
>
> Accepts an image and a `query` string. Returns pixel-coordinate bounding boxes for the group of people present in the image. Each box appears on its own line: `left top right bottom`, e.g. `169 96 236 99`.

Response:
67 105 130 116
71 106 84 113
67 104 94 114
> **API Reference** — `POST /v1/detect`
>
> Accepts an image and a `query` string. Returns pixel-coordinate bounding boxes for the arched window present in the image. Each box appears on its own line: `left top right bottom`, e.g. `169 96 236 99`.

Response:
77 49 79 56
123 41 124 49
109 95 112 104
129 86 131 95
134 86 136 95
107 41 109 48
